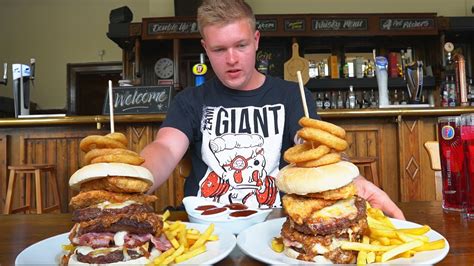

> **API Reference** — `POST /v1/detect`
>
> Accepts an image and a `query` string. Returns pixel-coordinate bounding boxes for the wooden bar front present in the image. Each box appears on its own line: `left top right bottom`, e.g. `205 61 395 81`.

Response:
0 107 472 213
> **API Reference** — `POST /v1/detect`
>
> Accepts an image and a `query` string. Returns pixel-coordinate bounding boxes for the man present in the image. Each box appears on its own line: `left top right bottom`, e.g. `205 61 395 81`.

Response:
141 0 404 219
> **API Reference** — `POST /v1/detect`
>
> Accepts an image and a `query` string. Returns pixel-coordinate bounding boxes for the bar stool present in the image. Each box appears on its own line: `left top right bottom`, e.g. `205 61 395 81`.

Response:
351 157 380 188
424 141 442 200
3 164 61 214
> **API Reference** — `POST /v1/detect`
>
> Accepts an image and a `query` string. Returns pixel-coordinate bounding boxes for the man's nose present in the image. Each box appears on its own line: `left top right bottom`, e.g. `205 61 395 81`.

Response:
226 49 238 64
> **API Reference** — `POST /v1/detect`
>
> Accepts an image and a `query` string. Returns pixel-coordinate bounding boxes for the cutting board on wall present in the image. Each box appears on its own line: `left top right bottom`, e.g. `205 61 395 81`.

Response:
284 42 309 84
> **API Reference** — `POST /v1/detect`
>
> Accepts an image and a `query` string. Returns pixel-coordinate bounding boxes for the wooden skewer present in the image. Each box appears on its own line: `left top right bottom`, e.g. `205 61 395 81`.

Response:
108 80 115 133
296 71 309 118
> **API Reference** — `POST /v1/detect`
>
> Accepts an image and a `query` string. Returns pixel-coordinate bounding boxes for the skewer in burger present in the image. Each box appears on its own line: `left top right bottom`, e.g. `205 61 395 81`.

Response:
275 118 368 264
61 133 171 265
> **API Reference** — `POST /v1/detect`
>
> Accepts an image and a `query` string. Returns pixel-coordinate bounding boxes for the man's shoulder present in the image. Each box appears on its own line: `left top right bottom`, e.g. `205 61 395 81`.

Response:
266 75 298 89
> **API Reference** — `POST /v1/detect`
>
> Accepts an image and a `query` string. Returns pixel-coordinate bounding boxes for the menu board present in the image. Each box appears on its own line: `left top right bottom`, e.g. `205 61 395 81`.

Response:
380 18 435 31
103 86 173 115
312 18 368 31
147 21 199 35
256 19 277 32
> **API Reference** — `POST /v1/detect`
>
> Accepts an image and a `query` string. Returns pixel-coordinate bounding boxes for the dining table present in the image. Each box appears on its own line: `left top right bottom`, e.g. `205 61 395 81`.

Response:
1 201 473 265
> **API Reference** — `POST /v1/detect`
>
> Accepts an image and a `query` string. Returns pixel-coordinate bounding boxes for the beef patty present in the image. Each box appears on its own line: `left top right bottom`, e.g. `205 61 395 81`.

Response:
289 196 367 235
72 203 154 222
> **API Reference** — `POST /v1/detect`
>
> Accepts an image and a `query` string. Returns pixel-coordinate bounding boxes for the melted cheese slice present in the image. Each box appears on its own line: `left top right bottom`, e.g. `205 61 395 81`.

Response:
96 200 136 210
314 197 357 220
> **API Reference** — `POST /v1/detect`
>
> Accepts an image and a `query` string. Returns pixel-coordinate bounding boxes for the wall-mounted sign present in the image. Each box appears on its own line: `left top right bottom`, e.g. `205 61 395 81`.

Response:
312 18 368 31
147 21 199 35
256 19 277 32
284 19 305 32
380 18 435 31
103 86 173 115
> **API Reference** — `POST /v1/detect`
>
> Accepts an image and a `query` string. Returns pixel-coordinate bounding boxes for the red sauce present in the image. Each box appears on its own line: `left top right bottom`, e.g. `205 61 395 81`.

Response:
229 210 257 217
195 205 217 211
224 203 248 210
201 207 227 215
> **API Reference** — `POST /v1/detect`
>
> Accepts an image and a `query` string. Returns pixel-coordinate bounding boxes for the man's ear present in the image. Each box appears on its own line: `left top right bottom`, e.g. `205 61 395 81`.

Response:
201 39 207 51
254 30 261 51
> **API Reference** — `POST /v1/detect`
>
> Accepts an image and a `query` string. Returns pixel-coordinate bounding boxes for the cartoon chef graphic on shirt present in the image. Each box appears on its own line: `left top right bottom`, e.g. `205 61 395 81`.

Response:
198 105 284 208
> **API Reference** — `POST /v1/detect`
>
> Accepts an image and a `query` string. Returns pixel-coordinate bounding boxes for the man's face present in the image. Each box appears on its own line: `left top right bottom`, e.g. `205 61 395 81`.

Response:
201 19 260 91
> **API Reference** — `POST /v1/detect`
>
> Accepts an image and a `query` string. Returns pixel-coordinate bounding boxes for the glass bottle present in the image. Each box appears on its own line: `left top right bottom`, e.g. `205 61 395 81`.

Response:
323 92 331 109
362 90 370 108
330 92 337 109
392 89 399 105
400 90 408 105
348 85 356 109
337 91 344 109
315 93 323 109
370 89 377 108
366 59 375 78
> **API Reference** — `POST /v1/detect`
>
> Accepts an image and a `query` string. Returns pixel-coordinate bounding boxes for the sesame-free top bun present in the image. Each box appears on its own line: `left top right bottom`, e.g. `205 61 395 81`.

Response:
69 163 154 190
276 161 359 195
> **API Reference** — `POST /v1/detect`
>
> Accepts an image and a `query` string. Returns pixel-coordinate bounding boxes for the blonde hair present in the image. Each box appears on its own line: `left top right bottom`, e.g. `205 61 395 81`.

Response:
197 0 256 37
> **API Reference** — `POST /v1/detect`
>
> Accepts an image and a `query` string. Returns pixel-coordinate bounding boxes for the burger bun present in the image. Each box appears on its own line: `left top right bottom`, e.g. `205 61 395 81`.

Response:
69 163 154 190
276 161 359 195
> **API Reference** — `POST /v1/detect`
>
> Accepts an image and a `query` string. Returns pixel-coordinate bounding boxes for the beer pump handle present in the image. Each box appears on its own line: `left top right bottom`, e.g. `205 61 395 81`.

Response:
0 63 7 85
30 58 35 80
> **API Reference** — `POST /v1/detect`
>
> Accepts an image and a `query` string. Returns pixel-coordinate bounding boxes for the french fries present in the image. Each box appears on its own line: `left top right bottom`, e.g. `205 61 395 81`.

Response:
343 204 446 265
149 212 218 265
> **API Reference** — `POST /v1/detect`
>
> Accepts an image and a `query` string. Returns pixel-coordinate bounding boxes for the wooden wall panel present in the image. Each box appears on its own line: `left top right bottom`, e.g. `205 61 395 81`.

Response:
399 117 438 201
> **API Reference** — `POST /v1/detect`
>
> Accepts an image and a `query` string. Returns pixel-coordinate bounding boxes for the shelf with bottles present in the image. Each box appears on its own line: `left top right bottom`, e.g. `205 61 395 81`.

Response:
306 76 435 90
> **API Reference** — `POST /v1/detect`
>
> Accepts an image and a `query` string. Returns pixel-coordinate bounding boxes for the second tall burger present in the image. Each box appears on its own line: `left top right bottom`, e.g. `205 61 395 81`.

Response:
276 118 368 264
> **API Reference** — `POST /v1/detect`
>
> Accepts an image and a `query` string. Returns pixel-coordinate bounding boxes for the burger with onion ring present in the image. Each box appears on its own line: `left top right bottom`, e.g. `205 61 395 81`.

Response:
276 161 368 264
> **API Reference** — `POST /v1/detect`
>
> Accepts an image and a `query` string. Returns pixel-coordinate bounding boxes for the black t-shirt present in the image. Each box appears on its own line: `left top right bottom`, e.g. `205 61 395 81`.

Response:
162 75 319 208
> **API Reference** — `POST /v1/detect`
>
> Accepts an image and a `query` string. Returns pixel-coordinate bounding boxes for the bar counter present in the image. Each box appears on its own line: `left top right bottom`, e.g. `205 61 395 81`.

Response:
1 201 473 265
0 106 474 213
0 107 473 127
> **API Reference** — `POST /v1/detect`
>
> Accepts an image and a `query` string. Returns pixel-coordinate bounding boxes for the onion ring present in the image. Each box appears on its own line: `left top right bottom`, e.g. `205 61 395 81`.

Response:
297 127 348 151
299 117 346 139
91 154 145 165
295 152 341 168
80 135 127 152
105 132 128 146
80 176 150 193
84 148 140 165
284 143 330 163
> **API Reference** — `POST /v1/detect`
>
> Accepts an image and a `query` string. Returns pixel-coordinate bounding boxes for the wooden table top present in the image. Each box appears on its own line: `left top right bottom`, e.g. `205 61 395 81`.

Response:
0 201 472 265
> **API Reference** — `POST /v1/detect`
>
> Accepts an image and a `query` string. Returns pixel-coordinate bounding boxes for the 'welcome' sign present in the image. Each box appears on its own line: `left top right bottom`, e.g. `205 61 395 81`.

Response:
103 86 173 115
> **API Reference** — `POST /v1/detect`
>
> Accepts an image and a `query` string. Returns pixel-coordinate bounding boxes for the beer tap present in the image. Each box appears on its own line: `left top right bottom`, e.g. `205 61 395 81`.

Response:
0 63 7 85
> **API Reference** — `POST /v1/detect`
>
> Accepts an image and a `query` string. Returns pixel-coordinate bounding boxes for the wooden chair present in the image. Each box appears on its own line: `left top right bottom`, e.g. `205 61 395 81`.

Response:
3 164 61 214
351 157 380 188
424 141 442 200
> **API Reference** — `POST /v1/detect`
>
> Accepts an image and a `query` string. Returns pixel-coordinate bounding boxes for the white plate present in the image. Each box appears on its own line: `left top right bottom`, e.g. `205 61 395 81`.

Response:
15 222 237 265
237 217 450 265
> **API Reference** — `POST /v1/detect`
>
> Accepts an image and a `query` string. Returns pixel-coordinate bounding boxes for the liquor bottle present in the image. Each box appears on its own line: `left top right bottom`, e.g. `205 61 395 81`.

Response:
323 92 331 109
369 89 377 108
392 89 399 105
348 85 356 109
330 92 337 109
362 90 370 108
337 91 344 109
448 76 457 107
468 78 474 106
315 93 323 109
366 59 375 78
343 58 349 78
400 90 408 105
308 60 318 79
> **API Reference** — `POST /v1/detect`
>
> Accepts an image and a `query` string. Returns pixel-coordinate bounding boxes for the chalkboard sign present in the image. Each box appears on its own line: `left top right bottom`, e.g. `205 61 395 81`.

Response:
103 86 173 115
380 18 435 31
284 19 305 32
312 18 368 31
256 19 277 32
148 21 199 35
